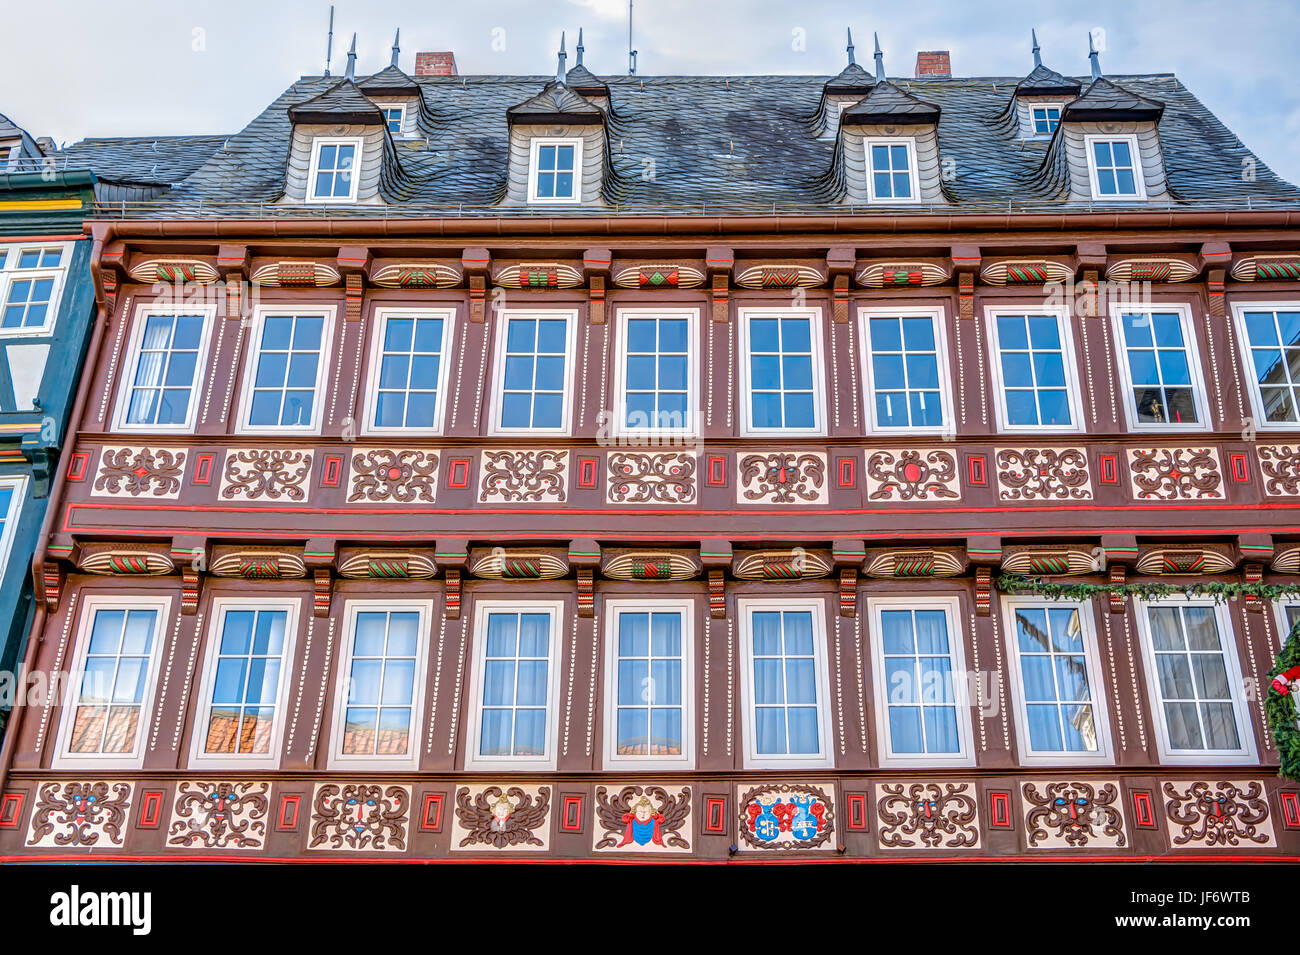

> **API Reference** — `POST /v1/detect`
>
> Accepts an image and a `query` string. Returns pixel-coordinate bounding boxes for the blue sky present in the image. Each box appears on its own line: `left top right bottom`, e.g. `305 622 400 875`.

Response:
3 0 1298 184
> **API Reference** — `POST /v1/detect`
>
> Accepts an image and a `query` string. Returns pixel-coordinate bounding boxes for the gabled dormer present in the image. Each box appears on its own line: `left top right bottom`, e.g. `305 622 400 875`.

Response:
816 29 875 139
0 112 45 170
503 33 607 206
1011 31 1081 140
356 31 422 138
838 39 944 205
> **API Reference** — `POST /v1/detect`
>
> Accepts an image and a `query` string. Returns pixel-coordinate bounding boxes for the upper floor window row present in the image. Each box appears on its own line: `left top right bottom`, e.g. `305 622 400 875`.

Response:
109 300 1293 437
0 240 70 338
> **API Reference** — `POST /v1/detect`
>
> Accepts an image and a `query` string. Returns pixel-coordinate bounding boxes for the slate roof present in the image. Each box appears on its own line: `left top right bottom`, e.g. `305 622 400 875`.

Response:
105 70 1300 214
1015 64 1081 97
288 79 386 125
356 65 420 98
1064 77 1165 122
51 134 227 185
564 63 609 97
506 81 604 125
842 80 940 125
824 62 874 94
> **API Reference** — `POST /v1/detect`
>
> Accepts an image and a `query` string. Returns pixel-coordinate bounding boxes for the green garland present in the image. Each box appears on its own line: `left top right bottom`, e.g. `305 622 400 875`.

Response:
1267 621 1300 783
996 574 1300 604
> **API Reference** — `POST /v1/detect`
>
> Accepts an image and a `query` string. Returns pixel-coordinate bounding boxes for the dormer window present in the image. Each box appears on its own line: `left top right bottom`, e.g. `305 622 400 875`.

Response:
1085 134 1145 199
1030 104 1061 136
528 138 582 204
866 138 919 203
307 137 362 203
378 104 405 136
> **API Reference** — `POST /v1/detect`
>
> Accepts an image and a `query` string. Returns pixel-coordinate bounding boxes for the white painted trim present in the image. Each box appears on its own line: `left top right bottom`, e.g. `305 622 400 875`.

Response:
602 597 696 770
1083 132 1148 201
111 302 219 434
984 305 1086 434
0 239 73 339
53 595 174 770
486 308 578 436
736 596 835 770
0 475 26 572
1229 300 1300 431
1027 102 1065 139
1273 599 1300 644
233 305 337 435
325 599 433 771
360 306 456 436
464 599 565 771
526 136 584 205
863 136 922 205
1108 302 1211 432
304 136 365 204
857 304 955 435
866 594 976 768
737 305 828 437
1131 596 1259 765
373 101 407 137
610 307 701 437
187 596 303 770
999 596 1115 766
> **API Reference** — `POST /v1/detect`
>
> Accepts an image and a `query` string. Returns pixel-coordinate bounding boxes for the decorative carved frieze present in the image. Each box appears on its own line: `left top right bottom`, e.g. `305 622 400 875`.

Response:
166 781 271 851
347 448 439 504
995 447 1092 501
606 451 697 504
307 783 411 852
1229 254 1300 282
127 258 220 284
732 548 833 580
478 449 567 504
249 261 340 287
1104 257 1198 283
856 260 950 287
611 263 706 289
736 782 835 851
875 781 981 850
369 262 462 288
1162 780 1275 848
592 785 692 853
91 446 187 499
999 545 1098 576
736 451 827 504
337 550 438 579
220 449 313 503
468 548 569 580
733 263 825 289
980 258 1073 285
1133 544 1237 576
1022 780 1127 849
492 263 583 288
451 785 552 851
26 781 133 848
77 544 174 576
863 548 966 579
865 448 960 501
602 550 701 581
1257 445 1300 497
1272 545 1300 575
1127 447 1225 501
210 548 307 579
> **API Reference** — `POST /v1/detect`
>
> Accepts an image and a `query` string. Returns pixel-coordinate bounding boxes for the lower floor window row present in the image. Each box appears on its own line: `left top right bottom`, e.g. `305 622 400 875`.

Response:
52 594 1261 770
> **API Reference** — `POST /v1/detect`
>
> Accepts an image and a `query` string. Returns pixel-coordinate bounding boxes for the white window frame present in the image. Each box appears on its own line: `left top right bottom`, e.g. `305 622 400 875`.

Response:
374 102 406 137
602 598 695 770
737 305 827 437
0 239 73 339
736 596 834 770
188 596 302 770
1029 103 1064 138
858 305 954 435
361 306 455 436
1132 596 1258 765
1109 302 1211 432
1083 133 1147 201
985 305 1086 434
465 599 565 771
0 475 25 571
1001 596 1114 765
53 595 173 770
863 136 921 205
868 594 976 768
305 136 365 204
526 136 584 205
235 305 336 435
487 308 578 436
111 302 218 434
326 599 432 771
1229 301 1300 432
610 307 700 438
1274 599 1300 643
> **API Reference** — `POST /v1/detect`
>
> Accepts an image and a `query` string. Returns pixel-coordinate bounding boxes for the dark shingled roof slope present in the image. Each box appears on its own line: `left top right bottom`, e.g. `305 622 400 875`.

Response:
1016 64 1081 97
564 64 609 97
52 134 227 185
1064 77 1165 122
288 79 386 125
507 81 604 125
824 62 874 94
842 80 940 125
148 71 1300 214
356 65 420 98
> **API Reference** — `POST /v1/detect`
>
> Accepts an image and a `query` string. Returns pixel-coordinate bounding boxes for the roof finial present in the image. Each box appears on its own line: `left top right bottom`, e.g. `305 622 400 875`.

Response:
1031 28 1041 68
576 28 585 67
1088 30 1102 80
873 32 885 81
391 29 401 68
557 31 567 82
846 27 855 66
345 33 356 80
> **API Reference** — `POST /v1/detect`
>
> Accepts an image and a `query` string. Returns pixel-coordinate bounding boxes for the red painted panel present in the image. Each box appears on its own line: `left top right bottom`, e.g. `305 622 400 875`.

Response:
706 456 726 486
703 796 727 833
1229 453 1249 483
277 794 301 831
837 456 856 488
561 794 584 832
66 452 90 482
0 792 23 828
1132 790 1157 829
988 791 1012 829
846 793 868 831
1099 454 1119 485
1280 791 1300 829
420 793 444 832
966 454 987 486
577 457 598 489
137 790 164 829
447 458 471 489
192 452 215 486
321 455 343 487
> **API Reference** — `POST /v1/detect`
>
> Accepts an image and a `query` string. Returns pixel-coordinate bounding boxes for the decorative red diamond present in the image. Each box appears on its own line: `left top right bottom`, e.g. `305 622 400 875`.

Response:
1169 469 1182 479
133 466 149 477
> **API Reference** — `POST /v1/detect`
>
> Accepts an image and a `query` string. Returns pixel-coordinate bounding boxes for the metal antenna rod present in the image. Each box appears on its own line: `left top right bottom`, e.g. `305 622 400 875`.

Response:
324 4 335 76
629 0 638 75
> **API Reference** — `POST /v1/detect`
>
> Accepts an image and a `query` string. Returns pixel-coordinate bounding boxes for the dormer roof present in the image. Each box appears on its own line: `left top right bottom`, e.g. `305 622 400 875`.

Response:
824 61 874 96
288 79 386 126
1015 64 1082 98
507 81 605 126
357 65 421 98
841 80 940 125
1063 77 1165 122
564 64 609 98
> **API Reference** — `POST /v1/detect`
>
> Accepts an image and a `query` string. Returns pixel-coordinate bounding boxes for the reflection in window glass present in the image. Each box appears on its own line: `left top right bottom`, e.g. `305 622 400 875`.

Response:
479 612 551 757
1012 606 1098 753
69 608 158 754
1147 606 1240 752
613 611 684 756
867 314 942 428
499 315 568 429
995 313 1072 427
1118 311 1199 424
203 609 287 755
248 314 324 427
751 610 820 755
341 611 419 757
747 314 815 429
880 609 960 755
1241 308 1300 423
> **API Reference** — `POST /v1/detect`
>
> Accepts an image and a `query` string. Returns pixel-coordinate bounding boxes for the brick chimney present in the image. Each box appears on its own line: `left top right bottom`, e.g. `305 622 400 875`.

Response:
915 51 951 78
415 52 458 76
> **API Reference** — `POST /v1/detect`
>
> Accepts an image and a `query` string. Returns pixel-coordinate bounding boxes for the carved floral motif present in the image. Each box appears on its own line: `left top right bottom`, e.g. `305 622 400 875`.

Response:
26 781 132 848
996 448 1092 501
478 450 567 504
593 785 692 852
1022 780 1126 849
737 452 826 504
307 783 411 852
736 782 835 851
875 781 980 849
1162 780 1275 848
166 781 271 850
91 446 186 499
451 785 551 850
1257 445 1300 497
347 448 439 504
1127 448 1224 500
220 449 313 502
606 452 697 504
865 449 960 501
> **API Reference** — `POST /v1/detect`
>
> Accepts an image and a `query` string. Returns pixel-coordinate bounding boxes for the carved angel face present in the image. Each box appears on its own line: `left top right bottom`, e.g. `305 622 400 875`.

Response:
634 801 653 823
493 799 513 823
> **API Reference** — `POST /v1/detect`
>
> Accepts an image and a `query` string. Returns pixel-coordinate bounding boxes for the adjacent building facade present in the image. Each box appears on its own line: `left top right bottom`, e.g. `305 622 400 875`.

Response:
2 36 1299 861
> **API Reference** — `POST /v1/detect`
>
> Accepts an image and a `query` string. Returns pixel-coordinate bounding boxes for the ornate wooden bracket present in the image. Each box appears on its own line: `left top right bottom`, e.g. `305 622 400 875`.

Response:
1243 563 1264 614
584 248 611 325
974 567 991 616
463 247 491 323
1108 564 1127 614
706 247 733 323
